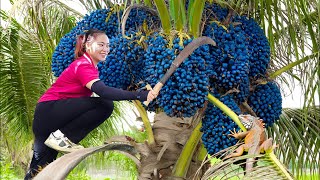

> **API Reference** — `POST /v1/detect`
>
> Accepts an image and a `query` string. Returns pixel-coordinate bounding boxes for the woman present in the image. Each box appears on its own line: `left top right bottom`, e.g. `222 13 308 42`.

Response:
24 29 158 179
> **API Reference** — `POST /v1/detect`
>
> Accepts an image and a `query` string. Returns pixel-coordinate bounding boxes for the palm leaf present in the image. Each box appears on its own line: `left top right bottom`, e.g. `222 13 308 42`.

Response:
153 0 172 34
269 107 320 179
189 0 206 37
33 143 140 180
169 0 186 31
172 121 202 177
0 13 49 168
200 148 293 180
0 13 48 141
0 0 81 149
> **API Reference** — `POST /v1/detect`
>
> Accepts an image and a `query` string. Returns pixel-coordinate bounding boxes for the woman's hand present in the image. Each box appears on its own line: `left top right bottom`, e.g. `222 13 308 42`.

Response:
147 90 158 102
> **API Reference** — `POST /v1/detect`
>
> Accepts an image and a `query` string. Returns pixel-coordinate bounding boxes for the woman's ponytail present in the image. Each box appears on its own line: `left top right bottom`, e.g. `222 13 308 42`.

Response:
74 34 86 59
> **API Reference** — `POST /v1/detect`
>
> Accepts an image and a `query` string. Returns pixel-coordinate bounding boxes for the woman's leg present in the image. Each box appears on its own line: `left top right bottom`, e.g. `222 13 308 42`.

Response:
26 97 114 178
60 99 114 143
32 97 114 142
24 137 58 180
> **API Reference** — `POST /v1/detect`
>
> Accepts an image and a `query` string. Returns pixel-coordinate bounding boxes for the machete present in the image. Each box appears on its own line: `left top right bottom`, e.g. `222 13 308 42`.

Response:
144 36 216 106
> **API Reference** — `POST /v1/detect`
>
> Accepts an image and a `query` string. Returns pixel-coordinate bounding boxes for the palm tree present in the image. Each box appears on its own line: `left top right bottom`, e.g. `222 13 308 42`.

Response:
0 0 319 179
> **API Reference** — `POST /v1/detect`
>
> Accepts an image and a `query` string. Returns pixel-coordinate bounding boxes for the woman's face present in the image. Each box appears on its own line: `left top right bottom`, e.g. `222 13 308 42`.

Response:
86 34 110 62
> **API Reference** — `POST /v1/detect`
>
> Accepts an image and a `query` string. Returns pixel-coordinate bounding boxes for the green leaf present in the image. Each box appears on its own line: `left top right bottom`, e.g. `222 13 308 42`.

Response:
187 0 195 30
270 52 320 79
144 0 152 7
270 107 320 179
298 0 319 52
172 122 202 178
169 0 186 31
153 0 171 34
189 0 206 37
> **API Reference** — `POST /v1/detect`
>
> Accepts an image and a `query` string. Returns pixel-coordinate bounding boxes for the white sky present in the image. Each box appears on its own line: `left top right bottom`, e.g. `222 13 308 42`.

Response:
0 0 317 109
0 0 11 10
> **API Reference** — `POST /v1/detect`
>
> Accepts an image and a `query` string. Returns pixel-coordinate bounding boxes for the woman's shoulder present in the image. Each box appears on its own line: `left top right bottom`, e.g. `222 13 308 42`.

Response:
72 56 91 66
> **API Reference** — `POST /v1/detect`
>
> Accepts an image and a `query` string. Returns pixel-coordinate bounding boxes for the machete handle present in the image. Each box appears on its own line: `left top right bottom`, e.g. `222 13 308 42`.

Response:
143 82 163 106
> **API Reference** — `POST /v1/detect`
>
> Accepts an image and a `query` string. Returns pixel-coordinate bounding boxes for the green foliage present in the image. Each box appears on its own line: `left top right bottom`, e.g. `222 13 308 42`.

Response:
188 0 206 37
67 169 91 180
66 151 138 180
0 160 19 180
153 0 172 33
269 107 320 179
169 0 186 31
298 173 320 180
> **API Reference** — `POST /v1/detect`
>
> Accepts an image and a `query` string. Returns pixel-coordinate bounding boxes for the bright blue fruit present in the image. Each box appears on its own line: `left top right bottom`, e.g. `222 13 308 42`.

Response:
201 93 241 155
248 82 282 127
235 16 271 78
51 8 159 77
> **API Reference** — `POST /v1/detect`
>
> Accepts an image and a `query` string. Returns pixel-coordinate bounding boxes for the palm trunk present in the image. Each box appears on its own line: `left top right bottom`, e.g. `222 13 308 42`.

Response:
137 112 207 179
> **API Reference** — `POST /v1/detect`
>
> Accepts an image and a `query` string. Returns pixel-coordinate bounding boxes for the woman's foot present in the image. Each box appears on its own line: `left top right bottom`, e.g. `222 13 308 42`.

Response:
44 130 84 153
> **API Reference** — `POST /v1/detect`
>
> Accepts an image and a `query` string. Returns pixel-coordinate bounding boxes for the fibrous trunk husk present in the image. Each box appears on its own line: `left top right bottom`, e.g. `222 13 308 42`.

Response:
137 112 206 179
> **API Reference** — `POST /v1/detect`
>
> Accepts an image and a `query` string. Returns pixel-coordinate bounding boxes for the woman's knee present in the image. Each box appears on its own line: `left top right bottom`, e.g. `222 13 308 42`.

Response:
101 99 114 112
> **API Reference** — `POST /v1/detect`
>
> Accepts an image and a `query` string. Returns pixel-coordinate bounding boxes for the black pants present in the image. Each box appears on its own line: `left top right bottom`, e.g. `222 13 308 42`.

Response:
24 97 114 179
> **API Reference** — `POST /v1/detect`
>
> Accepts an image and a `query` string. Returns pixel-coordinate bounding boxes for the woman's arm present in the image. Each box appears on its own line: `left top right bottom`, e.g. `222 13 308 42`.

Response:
86 79 152 101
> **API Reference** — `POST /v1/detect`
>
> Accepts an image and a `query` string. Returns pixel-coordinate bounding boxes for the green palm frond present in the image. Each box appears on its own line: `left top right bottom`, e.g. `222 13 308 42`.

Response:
0 13 48 169
200 146 293 180
0 14 48 141
153 0 172 34
269 107 320 179
253 0 319 108
189 0 206 37
169 0 186 31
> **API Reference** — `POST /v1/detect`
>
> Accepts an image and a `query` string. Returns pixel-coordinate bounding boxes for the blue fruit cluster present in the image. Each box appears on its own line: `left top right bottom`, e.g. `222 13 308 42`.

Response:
235 16 271 78
124 8 160 33
98 32 147 89
98 34 130 89
51 8 158 77
203 23 250 91
140 34 209 117
200 4 279 154
137 35 171 111
205 2 229 21
201 94 241 155
51 32 76 76
234 75 250 103
248 82 282 127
